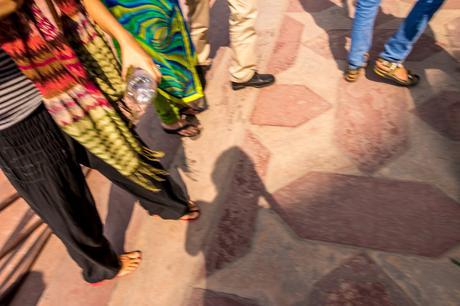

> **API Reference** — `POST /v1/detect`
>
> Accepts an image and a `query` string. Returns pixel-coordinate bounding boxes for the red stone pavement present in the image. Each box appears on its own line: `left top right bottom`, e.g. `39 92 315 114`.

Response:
2 0 460 305
196 0 460 305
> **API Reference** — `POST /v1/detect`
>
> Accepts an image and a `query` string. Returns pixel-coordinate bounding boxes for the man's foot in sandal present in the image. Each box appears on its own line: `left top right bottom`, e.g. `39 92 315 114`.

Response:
162 119 201 137
180 201 201 221
344 66 365 82
344 53 369 82
373 58 420 87
89 251 142 286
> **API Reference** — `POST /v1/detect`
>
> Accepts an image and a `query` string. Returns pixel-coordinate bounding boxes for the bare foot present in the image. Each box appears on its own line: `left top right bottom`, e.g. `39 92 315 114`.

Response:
116 251 142 277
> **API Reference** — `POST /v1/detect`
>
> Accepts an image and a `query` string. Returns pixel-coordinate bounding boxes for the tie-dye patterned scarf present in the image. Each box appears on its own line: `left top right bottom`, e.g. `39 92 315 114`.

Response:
0 0 166 191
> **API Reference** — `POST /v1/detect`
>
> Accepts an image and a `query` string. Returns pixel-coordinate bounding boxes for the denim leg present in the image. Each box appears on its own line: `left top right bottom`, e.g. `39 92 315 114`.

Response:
380 0 445 62
348 0 382 69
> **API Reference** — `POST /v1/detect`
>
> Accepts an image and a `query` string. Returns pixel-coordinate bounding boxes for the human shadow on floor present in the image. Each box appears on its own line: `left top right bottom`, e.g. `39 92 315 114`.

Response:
0 271 45 306
104 106 190 253
299 0 392 70
184 143 460 304
208 0 231 60
303 0 459 190
184 146 283 305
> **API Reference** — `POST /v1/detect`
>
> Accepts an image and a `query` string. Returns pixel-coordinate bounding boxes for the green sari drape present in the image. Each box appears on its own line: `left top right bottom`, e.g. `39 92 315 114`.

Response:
103 0 204 105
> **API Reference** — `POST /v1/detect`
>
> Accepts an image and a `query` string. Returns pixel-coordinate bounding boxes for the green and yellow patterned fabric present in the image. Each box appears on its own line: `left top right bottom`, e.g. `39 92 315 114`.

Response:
103 0 204 104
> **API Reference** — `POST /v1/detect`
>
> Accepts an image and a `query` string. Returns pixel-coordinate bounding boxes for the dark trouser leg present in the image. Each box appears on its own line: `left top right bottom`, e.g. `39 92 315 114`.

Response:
0 105 120 283
72 138 190 220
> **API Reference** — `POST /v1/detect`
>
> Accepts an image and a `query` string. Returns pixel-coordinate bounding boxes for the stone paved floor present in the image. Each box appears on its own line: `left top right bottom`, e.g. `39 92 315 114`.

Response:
184 0 460 305
4 0 460 305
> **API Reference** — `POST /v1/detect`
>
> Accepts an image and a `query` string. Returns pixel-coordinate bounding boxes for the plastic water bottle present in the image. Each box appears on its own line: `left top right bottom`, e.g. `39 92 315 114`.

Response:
126 67 157 105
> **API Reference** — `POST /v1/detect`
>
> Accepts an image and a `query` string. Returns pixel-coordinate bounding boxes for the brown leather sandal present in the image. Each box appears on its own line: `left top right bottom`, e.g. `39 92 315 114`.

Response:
373 58 420 87
344 53 369 83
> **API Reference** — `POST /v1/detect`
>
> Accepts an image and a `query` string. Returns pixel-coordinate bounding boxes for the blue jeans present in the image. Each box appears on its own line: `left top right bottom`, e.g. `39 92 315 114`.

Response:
348 0 445 69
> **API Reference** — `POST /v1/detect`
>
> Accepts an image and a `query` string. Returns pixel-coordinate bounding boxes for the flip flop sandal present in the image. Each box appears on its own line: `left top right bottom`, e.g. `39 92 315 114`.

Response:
373 58 420 87
89 251 142 287
180 201 201 221
162 123 201 137
344 53 369 83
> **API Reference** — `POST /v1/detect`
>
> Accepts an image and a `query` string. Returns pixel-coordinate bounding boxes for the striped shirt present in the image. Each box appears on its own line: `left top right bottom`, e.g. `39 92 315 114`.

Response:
0 48 42 130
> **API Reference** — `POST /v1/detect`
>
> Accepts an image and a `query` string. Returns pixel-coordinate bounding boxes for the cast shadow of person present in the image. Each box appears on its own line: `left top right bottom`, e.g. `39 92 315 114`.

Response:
302 0 460 266
299 0 393 71
208 0 231 60
103 106 191 253
303 1 458 160
0 271 45 306
183 146 283 304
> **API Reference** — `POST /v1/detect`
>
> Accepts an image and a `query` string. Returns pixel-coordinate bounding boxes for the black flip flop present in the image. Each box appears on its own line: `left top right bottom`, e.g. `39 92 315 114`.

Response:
162 123 201 137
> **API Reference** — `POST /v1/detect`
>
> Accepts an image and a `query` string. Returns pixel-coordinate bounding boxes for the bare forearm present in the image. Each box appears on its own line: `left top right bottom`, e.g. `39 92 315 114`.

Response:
81 0 133 43
81 0 161 80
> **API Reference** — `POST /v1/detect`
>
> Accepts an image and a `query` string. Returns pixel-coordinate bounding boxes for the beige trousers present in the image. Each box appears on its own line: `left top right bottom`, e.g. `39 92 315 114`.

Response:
186 0 258 83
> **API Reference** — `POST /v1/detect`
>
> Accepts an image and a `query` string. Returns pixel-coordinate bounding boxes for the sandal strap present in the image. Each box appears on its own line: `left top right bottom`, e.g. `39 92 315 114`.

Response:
378 58 402 71
346 68 360 74
187 201 200 212
374 59 419 86
162 123 200 137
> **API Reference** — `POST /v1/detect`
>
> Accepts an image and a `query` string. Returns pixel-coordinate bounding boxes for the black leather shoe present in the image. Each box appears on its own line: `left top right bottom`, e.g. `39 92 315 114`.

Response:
231 72 275 90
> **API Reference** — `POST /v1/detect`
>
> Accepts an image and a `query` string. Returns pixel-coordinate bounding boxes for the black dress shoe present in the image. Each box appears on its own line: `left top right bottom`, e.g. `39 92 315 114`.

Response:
231 72 275 90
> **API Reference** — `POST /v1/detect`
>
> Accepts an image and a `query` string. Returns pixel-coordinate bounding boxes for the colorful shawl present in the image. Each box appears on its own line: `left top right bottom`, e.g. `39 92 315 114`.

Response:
0 0 166 191
103 0 204 104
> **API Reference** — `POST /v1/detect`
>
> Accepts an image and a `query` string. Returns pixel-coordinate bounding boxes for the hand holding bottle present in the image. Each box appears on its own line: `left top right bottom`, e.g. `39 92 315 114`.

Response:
120 36 162 83
126 67 158 105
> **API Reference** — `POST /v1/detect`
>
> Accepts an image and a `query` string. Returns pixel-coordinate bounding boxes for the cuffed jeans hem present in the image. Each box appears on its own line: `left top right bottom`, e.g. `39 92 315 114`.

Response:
347 62 363 70
347 53 368 70
378 53 404 64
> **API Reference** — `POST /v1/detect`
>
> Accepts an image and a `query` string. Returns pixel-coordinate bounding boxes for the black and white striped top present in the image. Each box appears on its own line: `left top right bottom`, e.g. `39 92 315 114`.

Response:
0 48 42 130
